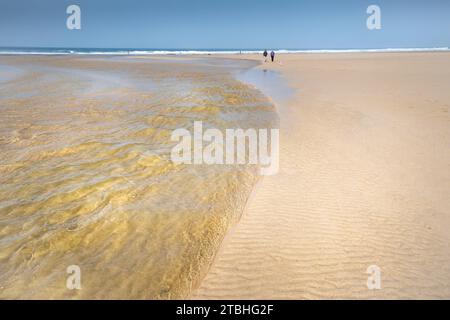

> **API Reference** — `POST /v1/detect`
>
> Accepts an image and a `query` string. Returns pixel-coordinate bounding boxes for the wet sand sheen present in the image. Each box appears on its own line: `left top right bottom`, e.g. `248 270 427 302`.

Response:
0 55 278 299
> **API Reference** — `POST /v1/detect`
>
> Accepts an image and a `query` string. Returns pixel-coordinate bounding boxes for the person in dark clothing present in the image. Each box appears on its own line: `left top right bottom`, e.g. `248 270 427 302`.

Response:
263 50 268 62
270 50 275 62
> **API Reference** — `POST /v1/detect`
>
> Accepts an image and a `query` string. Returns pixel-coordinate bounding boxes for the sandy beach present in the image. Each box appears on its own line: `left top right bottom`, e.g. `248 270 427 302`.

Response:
194 52 450 299
1 52 449 300
2 0 450 306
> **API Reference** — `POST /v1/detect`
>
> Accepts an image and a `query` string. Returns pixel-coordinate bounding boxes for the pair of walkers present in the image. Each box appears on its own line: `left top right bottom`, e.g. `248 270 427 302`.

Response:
263 50 275 62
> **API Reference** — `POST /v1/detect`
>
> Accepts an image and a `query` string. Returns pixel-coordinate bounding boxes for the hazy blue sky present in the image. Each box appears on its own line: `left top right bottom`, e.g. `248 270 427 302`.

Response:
0 0 449 49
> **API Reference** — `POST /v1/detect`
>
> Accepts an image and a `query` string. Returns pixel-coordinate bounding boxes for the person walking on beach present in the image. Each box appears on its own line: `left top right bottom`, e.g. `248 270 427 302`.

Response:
270 50 275 62
263 50 268 62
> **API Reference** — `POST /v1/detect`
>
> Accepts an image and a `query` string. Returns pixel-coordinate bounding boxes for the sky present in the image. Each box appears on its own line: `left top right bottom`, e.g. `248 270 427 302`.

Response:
0 0 449 49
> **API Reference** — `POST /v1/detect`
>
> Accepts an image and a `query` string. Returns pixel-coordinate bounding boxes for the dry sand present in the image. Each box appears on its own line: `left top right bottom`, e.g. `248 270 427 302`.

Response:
193 52 450 299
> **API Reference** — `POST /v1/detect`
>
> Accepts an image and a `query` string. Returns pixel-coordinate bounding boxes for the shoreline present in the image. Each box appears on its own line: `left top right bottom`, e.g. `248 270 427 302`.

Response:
193 52 450 299
1 47 449 56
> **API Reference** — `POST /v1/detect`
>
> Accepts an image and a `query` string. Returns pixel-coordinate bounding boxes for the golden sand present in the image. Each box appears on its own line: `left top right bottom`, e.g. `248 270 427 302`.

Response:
194 52 450 299
2 52 449 299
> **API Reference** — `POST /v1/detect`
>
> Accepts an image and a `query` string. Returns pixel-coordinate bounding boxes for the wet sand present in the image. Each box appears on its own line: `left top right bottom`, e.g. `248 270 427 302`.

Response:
194 52 450 299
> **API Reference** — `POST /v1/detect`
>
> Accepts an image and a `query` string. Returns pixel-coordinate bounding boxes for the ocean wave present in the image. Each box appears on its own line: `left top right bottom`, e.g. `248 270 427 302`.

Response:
0 47 449 56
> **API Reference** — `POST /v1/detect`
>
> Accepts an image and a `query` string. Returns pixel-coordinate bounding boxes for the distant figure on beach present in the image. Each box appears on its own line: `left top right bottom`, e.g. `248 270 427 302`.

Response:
263 50 268 62
270 51 275 62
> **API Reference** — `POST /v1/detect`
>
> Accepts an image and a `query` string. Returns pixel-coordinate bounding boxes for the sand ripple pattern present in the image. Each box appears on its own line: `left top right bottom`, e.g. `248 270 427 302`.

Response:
194 53 450 299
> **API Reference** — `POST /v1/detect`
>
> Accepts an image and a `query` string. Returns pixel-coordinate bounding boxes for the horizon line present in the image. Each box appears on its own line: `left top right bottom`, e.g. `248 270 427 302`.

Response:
0 46 449 56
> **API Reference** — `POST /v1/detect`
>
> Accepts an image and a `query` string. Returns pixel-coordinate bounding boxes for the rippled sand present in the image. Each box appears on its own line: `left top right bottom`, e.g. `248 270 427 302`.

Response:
0 55 277 299
195 52 450 299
